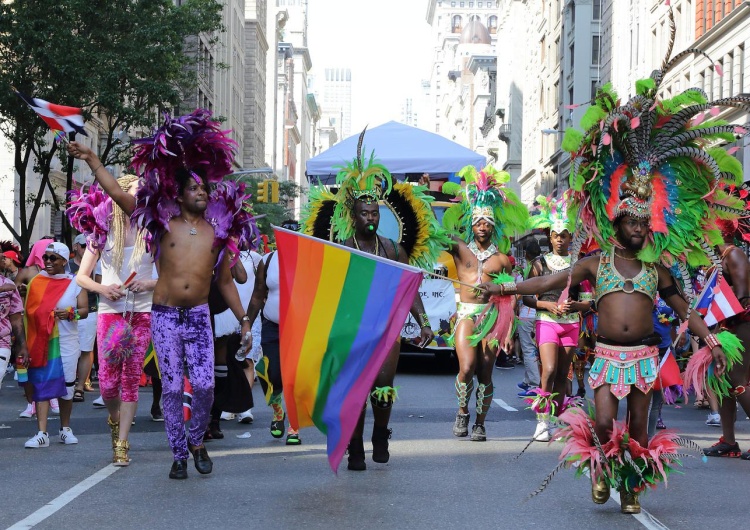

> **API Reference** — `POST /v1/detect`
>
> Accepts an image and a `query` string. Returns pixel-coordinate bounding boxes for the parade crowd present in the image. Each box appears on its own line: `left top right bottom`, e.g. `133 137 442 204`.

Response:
2 8 750 516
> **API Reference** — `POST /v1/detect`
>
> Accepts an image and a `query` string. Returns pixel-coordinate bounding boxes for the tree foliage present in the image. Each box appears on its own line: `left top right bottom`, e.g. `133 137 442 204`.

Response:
0 0 223 253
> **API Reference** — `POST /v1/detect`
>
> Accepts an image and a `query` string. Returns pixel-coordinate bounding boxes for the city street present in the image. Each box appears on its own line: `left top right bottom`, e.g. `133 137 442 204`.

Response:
1 355 748 530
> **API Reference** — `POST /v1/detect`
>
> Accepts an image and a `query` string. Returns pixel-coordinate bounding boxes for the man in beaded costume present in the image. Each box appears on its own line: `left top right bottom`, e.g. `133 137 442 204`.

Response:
523 195 592 442
301 132 445 471
440 165 528 442
479 5 748 510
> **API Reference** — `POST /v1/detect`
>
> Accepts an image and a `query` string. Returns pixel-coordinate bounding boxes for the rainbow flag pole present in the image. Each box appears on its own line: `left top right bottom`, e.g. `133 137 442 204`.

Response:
275 227 423 472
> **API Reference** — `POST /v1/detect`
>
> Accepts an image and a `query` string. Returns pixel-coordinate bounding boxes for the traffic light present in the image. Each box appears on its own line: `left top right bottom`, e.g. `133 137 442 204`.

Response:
256 180 268 203
270 180 279 203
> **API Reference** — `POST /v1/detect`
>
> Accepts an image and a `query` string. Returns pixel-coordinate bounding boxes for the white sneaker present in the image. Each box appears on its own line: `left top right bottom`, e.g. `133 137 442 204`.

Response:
50 398 60 415
706 412 721 426
220 411 235 421
92 396 105 408
237 409 254 424
25 431 49 448
533 420 550 442
59 427 79 445
19 402 35 418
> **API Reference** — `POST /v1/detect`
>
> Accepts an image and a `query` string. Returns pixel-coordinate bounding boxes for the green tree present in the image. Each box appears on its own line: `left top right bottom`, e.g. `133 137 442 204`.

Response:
239 176 305 240
0 0 223 254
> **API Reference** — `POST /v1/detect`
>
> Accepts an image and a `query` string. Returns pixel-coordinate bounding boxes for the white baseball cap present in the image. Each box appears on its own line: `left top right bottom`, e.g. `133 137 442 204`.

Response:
46 242 71 261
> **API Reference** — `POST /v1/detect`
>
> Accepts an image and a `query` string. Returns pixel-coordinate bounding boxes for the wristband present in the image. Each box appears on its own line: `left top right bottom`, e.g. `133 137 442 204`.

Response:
419 312 431 329
704 333 721 350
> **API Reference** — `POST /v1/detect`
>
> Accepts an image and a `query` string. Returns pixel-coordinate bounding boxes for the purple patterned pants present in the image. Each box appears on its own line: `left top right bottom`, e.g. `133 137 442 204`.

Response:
151 304 214 460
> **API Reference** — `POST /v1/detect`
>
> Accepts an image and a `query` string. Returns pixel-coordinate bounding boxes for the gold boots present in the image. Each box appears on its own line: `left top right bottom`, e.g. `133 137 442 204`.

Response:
591 477 610 504
107 416 120 449
619 490 641 514
113 439 130 466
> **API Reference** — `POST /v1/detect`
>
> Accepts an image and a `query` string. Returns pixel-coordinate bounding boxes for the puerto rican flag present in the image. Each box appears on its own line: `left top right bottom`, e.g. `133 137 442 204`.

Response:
694 269 744 326
653 348 682 390
15 92 87 136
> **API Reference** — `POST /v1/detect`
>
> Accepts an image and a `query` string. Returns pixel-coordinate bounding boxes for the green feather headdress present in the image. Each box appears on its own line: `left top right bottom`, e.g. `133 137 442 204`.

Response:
528 194 574 234
441 165 529 254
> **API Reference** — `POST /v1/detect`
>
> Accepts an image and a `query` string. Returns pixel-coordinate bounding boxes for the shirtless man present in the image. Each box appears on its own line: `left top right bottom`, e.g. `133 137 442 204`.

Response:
703 239 750 459
449 212 512 442
339 200 433 471
68 142 251 479
480 213 726 511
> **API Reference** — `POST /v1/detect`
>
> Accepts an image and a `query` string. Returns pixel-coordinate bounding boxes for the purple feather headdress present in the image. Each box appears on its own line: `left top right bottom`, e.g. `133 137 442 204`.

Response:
66 183 112 251
129 109 254 258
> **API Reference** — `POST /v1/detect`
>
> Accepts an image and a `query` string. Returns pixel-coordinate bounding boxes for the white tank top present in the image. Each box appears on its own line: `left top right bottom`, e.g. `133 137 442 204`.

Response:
262 252 280 324
98 240 155 314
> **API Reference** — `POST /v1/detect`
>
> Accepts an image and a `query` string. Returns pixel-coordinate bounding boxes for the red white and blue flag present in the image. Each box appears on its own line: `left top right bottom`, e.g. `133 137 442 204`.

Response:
15 92 87 136
694 269 744 326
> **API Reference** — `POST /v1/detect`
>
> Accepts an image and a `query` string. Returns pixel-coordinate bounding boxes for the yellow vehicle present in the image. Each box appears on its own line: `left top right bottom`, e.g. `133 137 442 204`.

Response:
378 199 458 354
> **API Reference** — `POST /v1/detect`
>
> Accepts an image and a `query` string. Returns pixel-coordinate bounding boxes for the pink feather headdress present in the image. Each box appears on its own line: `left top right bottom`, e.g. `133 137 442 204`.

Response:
66 183 113 251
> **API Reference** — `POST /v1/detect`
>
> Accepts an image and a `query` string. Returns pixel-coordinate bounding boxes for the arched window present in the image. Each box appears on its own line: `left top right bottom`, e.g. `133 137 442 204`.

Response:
488 15 498 34
452 15 462 33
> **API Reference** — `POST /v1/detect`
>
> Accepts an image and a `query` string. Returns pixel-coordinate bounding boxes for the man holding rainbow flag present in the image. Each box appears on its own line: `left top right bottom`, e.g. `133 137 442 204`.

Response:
298 131 449 471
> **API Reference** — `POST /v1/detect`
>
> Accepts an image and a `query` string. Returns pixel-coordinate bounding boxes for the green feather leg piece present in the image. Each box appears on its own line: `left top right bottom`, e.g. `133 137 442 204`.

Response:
708 330 745 402
371 386 399 405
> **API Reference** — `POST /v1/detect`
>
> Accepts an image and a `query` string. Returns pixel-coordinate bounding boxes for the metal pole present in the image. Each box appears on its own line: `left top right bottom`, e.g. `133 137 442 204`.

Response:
63 131 75 246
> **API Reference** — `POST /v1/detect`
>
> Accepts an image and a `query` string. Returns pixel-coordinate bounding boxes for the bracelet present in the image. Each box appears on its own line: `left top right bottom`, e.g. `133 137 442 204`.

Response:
704 333 721 350
419 312 431 329
66 307 81 321
498 282 517 296
90 162 103 175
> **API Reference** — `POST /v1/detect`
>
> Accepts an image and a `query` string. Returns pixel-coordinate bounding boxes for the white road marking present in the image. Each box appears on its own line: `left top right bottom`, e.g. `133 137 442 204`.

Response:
7 464 121 529
493 398 518 412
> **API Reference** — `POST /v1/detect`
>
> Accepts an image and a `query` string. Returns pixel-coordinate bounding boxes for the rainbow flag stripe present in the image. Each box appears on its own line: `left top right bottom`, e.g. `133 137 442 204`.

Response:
276 228 423 471
27 324 66 401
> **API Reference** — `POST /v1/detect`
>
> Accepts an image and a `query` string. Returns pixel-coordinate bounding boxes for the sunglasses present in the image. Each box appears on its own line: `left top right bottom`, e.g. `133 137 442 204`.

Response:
42 254 62 262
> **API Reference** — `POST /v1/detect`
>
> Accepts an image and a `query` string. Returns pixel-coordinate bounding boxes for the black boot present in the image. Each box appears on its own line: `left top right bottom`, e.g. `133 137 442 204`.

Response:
347 436 366 471
371 425 392 463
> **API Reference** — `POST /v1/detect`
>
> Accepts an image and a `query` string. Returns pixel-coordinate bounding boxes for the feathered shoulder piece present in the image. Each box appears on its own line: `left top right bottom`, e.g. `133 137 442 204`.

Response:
204 180 261 264
128 109 257 259
441 165 528 253
528 194 573 234
66 183 113 251
563 5 750 269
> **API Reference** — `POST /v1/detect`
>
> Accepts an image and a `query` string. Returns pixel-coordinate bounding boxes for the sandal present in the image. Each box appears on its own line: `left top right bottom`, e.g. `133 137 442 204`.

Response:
270 413 285 439
694 398 709 409
83 381 94 392
72 389 85 403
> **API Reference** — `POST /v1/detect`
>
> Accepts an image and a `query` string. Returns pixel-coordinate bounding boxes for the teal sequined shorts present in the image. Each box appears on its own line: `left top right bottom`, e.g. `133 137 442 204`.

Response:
588 342 659 400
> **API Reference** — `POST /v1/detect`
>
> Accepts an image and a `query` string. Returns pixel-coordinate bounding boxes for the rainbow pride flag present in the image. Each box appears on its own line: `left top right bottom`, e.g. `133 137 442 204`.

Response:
275 227 423 472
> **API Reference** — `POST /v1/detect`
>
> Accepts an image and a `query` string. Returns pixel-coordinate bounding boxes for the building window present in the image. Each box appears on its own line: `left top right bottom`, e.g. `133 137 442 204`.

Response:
478 1 483 6
593 0 602 20
591 81 599 100
570 44 574 69
488 15 497 34
540 35 546 64
592 35 600 65
568 87 574 105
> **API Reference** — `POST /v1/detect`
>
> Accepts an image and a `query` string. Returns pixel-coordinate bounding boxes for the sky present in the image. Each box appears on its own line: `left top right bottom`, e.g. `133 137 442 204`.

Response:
306 0 433 133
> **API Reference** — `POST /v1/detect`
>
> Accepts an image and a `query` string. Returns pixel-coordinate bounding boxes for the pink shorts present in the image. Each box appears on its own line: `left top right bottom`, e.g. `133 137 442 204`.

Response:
535 320 580 348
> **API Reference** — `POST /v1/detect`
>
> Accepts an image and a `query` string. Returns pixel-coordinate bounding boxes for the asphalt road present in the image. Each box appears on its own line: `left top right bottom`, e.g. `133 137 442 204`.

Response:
1 354 748 530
